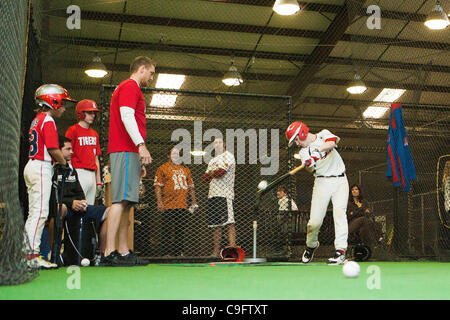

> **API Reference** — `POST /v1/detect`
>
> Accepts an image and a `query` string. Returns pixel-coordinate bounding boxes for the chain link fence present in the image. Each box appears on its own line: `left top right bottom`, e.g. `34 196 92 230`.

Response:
10 0 449 264
100 87 294 261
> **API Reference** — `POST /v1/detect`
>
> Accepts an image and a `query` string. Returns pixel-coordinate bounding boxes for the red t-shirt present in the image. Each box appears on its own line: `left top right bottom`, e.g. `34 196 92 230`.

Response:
65 124 102 171
28 112 59 162
108 79 146 154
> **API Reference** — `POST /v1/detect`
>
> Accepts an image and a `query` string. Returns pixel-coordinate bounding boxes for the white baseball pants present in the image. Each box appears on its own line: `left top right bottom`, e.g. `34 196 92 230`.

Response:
306 176 349 251
24 159 53 255
76 168 96 205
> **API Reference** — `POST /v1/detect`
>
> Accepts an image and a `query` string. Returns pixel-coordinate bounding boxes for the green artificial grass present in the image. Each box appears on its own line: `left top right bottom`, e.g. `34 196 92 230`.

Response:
1 262 449 300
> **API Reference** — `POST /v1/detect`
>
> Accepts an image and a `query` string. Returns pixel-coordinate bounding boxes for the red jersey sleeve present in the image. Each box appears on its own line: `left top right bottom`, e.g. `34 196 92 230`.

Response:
43 120 59 149
118 81 140 110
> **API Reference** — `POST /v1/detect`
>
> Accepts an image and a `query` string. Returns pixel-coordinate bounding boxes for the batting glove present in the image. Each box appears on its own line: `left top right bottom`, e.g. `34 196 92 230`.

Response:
96 183 103 198
304 156 319 167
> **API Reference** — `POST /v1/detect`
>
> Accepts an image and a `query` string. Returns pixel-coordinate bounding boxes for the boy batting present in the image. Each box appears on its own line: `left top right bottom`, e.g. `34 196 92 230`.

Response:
286 121 349 265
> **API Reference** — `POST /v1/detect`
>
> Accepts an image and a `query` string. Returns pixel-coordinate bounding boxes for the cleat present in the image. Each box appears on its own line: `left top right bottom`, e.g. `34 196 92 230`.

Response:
27 255 58 269
119 250 149 266
100 250 128 267
301 242 319 264
327 250 347 265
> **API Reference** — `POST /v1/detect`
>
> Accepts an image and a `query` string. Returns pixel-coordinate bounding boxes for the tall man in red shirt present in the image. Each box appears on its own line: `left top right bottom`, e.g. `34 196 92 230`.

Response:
101 56 155 266
65 99 102 205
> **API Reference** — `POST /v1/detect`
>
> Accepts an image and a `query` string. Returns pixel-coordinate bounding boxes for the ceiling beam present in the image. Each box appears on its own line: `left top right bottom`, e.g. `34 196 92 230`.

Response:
48 36 450 74
302 96 450 110
58 62 450 93
287 0 365 104
200 1 429 23
48 10 450 51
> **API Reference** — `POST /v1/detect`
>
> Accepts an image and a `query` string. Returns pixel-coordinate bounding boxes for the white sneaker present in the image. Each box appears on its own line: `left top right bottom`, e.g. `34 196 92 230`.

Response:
327 250 347 265
28 256 58 269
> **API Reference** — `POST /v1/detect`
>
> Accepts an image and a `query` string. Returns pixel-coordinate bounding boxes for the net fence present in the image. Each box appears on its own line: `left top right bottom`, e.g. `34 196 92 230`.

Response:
0 0 39 285
9 0 449 264
100 87 294 261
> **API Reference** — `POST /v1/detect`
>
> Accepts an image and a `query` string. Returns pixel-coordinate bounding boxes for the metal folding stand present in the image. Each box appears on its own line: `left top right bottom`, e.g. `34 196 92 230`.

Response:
244 194 267 264
50 167 68 266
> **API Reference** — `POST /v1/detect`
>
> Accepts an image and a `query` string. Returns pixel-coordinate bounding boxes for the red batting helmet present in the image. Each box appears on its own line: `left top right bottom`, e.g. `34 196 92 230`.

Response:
76 99 100 120
220 246 245 262
35 84 76 110
286 121 309 147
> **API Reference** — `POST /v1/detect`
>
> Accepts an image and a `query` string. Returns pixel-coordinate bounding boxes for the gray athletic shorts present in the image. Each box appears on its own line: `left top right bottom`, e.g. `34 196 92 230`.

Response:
110 152 141 204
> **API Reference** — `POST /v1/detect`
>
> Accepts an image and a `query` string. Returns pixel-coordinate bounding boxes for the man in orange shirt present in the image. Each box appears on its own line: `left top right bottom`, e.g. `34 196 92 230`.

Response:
154 145 198 256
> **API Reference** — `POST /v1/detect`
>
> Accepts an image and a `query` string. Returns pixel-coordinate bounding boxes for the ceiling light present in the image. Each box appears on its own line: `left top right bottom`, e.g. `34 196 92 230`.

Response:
373 88 406 102
155 74 185 89
150 94 177 108
294 152 301 159
84 56 108 78
424 1 449 30
273 0 300 15
363 106 389 119
346 73 367 94
150 74 186 107
222 61 243 86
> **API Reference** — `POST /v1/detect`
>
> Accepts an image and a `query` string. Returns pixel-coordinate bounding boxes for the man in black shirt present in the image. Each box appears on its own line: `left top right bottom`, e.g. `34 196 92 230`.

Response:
54 136 147 266
52 136 109 254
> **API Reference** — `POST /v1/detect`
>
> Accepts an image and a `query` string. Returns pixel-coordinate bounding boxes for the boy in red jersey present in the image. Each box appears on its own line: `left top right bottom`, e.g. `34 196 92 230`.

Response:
24 84 75 269
101 56 155 266
65 99 102 205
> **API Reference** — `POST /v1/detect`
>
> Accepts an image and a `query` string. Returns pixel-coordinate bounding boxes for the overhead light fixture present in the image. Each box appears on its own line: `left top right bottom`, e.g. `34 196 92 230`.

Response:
150 73 185 107
346 73 367 94
273 0 300 15
424 1 449 30
294 152 301 159
222 60 243 86
84 55 108 78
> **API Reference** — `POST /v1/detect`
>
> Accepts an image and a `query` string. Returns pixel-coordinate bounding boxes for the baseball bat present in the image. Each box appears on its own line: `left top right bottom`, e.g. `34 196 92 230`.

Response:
257 164 305 196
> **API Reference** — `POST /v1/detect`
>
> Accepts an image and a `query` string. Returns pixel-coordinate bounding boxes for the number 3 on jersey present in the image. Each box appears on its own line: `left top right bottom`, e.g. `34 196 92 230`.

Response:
29 129 38 157
172 173 188 190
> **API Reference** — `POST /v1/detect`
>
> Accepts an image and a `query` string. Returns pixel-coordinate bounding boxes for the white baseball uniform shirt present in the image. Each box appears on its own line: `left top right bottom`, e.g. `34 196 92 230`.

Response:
298 129 346 177
206 150 235 200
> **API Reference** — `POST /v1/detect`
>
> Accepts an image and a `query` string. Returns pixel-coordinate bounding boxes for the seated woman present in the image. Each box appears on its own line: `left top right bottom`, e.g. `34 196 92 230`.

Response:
347 184 383 246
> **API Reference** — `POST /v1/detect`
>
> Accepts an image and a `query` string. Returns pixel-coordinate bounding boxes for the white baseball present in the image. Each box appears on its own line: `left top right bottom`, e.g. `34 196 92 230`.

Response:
342 261 360 278
258 180 268 190
81 258 90 267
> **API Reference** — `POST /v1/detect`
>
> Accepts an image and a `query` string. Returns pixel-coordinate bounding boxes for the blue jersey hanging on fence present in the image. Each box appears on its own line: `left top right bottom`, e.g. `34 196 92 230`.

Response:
386 103 417 191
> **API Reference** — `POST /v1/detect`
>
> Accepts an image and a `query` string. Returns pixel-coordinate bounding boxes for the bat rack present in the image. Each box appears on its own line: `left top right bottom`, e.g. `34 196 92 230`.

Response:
244 194 267 264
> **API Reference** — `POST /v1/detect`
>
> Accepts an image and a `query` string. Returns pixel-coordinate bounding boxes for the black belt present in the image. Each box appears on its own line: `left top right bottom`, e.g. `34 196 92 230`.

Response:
316 172 345 178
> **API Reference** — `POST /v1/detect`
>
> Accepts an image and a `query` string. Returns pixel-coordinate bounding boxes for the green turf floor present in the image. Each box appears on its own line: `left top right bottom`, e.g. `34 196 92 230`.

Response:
0 262 449 300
